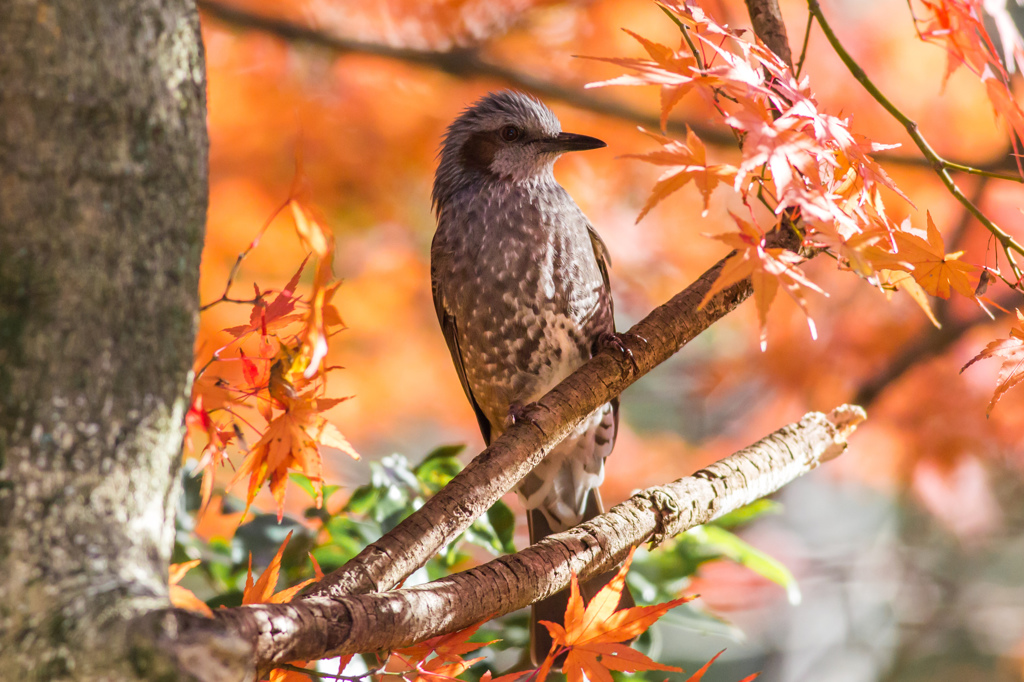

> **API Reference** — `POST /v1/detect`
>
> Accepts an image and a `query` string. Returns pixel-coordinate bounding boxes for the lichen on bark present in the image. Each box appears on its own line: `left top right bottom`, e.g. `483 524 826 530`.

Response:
0 1 248 678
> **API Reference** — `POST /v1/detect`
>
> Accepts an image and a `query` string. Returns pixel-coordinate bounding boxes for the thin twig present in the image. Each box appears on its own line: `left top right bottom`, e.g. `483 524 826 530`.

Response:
660 4 705 70
795 12 814 77
807 0 1024 282
940 160 1023 183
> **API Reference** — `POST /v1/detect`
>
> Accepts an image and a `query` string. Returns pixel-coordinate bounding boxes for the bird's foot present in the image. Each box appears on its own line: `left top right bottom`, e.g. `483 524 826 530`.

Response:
505 401 550 436
595 330 647 375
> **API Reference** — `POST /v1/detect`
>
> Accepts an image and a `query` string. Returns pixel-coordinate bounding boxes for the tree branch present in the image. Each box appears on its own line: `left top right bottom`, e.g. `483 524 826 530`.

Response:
203 405 864 674
301 226 802 603
195 0 1015 174
745 0 795 68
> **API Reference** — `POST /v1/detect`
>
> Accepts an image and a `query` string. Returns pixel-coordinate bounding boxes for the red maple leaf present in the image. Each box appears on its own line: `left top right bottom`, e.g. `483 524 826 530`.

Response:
388 621 497 682
702 214 826 350
961 308 1024 414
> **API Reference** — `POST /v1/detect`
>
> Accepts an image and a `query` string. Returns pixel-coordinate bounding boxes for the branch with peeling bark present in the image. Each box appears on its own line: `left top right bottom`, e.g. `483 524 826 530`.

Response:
171 0 877 677
201 405 864 674
304 227 802 602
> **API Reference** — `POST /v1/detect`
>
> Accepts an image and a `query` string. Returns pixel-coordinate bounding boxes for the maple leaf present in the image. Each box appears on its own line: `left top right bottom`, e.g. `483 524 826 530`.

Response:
683 650 760 682
891 213 978 299
877 269 941 328
232 390 357 521
585 30 700 131
388 620 497 682
289 200 333 260
914 0 1024 171
222 258 308 339
287 200 345 380
168 559 213 618
243 531 319 605
961 309 1024 414
243 532 325 682
701 214 826 350
536 547 692 682
623 127 739 220
184 393 235 518
982 65 1024 153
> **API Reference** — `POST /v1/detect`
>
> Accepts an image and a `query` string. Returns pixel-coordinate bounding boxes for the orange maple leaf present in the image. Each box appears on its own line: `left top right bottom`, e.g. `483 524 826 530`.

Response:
585 29 700 131
169 559 213 618
388 620 497 682
682 650 762 681
232 389 358 521
244 532 326 682
623 127 739 220
891 213 977 299
982 65 1024 151
877 269 941 329
242 531 315 605
701 214 826 350
961 309 1024 414
288 200 345 380
535 547 693 682
915 0 1024 173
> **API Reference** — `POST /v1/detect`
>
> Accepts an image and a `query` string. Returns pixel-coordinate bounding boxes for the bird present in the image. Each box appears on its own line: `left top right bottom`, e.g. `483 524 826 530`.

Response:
430 90 633 665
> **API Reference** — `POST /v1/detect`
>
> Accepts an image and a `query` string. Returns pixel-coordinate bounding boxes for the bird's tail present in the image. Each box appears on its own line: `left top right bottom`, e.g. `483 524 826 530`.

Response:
527 489 635 667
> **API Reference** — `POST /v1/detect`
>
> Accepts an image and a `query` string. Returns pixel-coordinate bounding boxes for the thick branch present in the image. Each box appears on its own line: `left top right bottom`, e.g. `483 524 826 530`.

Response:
745 0 795 68
298 0 809 610
207 405 863 672
302 227 801 602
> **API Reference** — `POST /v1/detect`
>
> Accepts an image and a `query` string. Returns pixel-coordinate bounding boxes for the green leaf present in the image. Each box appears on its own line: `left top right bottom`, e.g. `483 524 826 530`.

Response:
342 484 380 515
687 525 801 604
289 472 343 505
486 501 516 554
325 515 378 561
418 443 466 463
289 472 317 500
415 452 463 494
312 544 356 574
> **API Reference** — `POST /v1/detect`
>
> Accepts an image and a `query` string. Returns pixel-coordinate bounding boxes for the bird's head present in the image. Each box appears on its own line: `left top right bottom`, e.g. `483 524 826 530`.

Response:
432 91 605 212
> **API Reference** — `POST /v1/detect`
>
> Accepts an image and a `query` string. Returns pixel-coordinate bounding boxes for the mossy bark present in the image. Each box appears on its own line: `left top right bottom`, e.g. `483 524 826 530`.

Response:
0 1 248 679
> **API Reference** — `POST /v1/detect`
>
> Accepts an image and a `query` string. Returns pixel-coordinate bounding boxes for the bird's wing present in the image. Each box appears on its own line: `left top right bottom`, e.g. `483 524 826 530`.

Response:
431 270 493 446
586 223 620 448
587 224 613 300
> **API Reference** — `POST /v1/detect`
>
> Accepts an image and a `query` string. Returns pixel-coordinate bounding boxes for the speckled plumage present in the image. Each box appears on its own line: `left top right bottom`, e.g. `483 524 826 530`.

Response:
431 90 631 666
430 91 617 532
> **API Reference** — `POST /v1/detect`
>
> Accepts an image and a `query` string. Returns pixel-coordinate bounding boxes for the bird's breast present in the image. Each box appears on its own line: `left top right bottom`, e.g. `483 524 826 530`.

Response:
434 182 610 425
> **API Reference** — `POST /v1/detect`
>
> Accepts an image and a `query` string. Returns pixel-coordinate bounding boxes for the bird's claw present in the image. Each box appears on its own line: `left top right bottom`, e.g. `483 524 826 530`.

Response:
596 331 647 375
506 401 549 436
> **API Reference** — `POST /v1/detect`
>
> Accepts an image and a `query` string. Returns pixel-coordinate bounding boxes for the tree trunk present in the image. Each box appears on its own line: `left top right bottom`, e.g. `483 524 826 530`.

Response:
0 1 245 679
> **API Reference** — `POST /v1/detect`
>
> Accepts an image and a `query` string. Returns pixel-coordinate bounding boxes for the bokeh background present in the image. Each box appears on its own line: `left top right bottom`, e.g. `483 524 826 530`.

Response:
191 0 1024 679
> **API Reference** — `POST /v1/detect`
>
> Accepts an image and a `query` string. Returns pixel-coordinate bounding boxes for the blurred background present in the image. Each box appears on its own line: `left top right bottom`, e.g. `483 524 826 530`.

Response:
188 0 1024 679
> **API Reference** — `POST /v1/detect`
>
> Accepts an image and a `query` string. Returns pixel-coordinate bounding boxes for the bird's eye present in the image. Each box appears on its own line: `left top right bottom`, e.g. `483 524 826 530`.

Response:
499 125 522 142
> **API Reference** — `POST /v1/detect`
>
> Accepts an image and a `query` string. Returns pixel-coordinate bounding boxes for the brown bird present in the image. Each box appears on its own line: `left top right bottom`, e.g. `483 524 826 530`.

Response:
430 90 633 665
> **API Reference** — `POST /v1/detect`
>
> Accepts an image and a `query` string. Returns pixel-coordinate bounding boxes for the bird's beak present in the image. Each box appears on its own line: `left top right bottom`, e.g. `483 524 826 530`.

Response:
539 132 607 153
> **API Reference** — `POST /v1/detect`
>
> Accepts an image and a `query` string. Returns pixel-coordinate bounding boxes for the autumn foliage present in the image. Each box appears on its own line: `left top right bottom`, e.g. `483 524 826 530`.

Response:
172 0 1024 678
